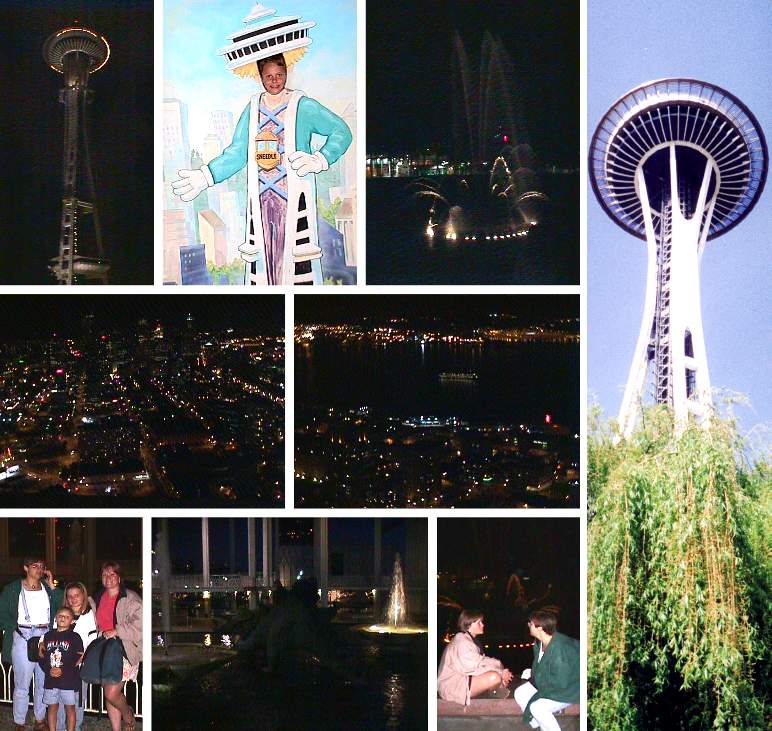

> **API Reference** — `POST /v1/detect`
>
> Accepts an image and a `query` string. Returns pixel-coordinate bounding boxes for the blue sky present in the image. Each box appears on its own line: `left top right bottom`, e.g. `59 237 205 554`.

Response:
588 0 771 438
165 0 356 148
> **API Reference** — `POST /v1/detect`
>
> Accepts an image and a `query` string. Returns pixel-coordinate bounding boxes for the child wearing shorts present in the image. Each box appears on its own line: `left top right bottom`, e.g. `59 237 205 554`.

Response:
39 607 84 731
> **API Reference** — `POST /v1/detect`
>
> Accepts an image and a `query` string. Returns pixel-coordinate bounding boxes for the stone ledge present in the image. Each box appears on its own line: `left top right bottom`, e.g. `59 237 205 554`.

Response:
438 699 580 731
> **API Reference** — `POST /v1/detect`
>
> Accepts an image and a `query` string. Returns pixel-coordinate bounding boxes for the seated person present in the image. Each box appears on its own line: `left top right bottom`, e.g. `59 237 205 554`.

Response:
514 609 579 731
438 609 513 705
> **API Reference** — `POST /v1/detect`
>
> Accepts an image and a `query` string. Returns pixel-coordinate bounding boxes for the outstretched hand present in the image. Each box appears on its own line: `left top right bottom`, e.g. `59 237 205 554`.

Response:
172 169 209 202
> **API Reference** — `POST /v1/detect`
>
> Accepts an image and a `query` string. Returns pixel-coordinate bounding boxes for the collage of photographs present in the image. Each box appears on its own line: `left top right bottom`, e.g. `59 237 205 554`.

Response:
0 1 768 730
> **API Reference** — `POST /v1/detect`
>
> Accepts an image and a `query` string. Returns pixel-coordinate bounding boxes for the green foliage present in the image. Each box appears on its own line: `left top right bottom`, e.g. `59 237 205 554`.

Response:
208 259 246 285
588 409 770 730
318 197 342 227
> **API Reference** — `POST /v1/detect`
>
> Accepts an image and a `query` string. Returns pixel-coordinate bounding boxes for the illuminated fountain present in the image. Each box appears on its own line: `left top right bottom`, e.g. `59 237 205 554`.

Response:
361 554 426 636
409 31 548 244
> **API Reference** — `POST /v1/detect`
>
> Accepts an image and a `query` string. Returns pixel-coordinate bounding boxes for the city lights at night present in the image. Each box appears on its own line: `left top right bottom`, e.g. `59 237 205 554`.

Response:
0 296 284 507
295 296 579 508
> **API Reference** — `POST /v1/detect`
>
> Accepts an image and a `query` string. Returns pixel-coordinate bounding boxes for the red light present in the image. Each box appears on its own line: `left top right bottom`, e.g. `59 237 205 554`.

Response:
100 335 108 341
545 414 551 424
55 369 64 375
503 134 509 143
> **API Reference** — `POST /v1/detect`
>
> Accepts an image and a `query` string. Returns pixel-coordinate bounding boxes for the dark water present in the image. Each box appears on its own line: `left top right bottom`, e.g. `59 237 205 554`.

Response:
154 627 427 730
366 173 579 284
297 339 579 432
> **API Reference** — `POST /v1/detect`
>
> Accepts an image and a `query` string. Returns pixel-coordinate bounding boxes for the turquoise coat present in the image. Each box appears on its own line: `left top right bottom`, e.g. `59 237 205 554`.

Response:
0 579 64 664
208 95 352 184
524 631 580 724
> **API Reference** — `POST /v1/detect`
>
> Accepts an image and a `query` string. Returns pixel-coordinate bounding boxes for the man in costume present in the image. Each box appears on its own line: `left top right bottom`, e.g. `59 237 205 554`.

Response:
172 3 352 285
514 609 579 731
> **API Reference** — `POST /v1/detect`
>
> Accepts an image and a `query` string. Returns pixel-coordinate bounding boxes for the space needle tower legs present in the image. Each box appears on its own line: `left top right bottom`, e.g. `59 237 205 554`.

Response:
590 79 767 438
619 147 716 437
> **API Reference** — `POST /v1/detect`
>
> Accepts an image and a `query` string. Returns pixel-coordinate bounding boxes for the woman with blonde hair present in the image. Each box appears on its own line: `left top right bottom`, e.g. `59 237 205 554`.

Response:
437 609 513 705
56 582 98 731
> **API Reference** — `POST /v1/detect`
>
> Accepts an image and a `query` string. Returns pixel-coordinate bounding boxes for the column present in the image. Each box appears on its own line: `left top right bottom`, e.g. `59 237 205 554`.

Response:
313 518 328 607
201 518 211 620
46 518 57 577
373 518 382 617
247 518 257 610
157 519 172 634
201 518 210 587
85 521 96 588
262 518 272 589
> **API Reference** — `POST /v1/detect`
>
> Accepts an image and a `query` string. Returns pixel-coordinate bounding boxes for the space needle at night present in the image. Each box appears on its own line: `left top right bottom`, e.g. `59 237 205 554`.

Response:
44 26 111 285
590 79 767 437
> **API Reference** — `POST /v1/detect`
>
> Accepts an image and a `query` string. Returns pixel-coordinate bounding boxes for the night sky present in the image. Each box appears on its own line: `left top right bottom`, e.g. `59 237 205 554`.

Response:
165 518 411 574
0 294 284 341
367 0 579 164
0 0 153 284
438 518 580 633
295 294 578 326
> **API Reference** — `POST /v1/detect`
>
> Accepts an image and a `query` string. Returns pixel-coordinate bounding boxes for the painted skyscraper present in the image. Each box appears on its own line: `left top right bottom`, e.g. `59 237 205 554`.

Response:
590 79 767 437
44 27 112 285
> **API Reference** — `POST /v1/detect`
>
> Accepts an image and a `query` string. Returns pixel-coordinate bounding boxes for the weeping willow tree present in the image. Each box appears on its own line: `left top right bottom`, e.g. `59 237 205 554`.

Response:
588 406 770 730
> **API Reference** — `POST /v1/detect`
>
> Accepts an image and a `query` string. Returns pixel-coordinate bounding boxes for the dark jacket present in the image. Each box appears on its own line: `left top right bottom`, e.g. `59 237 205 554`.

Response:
524 631 580 724
93 584 143 667
0 579 64 664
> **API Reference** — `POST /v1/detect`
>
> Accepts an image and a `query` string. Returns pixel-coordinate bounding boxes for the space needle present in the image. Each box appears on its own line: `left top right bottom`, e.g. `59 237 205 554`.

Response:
44 26 111 285
590 79 767 437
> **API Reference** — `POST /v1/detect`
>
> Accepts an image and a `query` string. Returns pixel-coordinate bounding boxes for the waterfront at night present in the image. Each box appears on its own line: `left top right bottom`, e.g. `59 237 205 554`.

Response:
295 297 579 508
0 296 284 507
367 171 578 285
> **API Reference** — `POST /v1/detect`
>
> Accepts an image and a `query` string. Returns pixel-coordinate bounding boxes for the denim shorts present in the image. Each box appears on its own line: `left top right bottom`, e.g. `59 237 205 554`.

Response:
43 688 78 706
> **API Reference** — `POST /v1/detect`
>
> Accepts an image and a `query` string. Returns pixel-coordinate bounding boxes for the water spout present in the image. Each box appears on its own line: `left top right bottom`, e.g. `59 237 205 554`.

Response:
385 553 407 627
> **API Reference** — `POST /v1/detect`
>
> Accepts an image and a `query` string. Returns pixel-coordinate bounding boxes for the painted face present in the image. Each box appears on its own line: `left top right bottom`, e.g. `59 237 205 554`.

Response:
260 61 287 95
101 567 121 590
56 611 74 630
66 587 86 615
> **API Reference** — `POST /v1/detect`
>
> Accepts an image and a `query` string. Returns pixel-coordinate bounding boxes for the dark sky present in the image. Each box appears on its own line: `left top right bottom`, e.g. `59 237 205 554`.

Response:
367 0 579 164
0 295 284 341
165 518 411 572
295 294 578 326
0 0 153 284
438 517 580 630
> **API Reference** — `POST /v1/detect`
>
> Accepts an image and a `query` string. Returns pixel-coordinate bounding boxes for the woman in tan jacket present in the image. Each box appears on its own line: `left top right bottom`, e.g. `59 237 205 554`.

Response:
438 609 513 705
94 562 142 731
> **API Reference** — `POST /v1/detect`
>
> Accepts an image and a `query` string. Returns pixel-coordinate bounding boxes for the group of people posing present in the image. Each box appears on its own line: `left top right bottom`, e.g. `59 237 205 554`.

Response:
0 556 142 731
438 608 579 731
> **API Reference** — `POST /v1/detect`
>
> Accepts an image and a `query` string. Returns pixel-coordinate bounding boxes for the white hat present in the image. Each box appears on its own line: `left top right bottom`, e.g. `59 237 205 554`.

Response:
218 4 315 72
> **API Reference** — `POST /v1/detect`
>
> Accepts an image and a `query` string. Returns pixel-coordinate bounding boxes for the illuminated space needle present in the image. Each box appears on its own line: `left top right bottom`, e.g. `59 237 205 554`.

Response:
44 26 111 284
590 79 767 437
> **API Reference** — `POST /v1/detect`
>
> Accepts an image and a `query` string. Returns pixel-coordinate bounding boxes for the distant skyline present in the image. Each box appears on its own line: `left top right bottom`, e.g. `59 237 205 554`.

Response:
295 295 579 325
0 295 284 341
588 0 771 434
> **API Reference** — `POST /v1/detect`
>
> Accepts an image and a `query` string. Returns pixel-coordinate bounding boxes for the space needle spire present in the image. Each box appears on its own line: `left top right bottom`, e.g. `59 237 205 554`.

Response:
590 79 767 437
44 26 111 285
